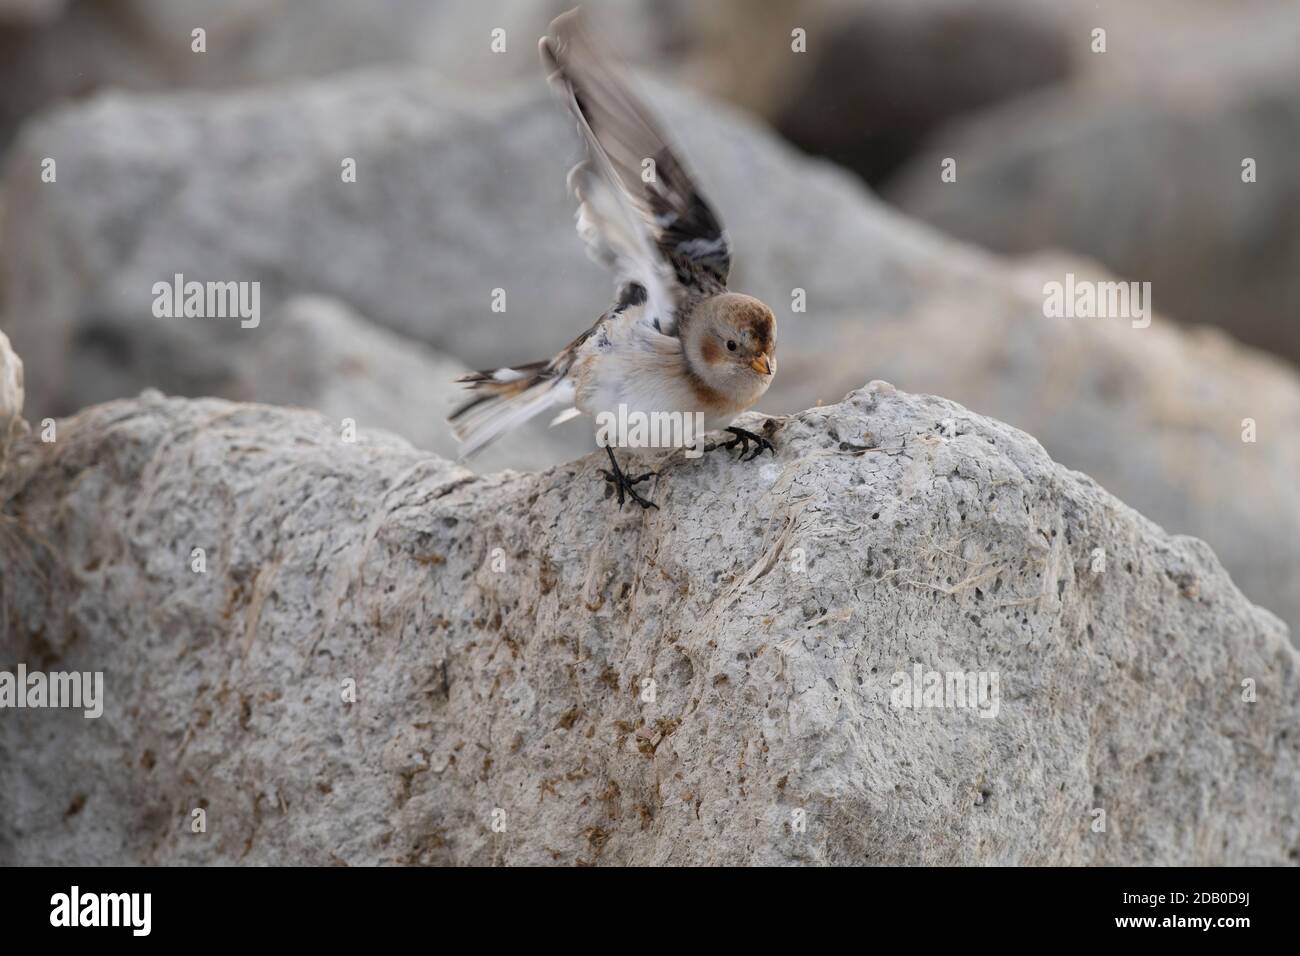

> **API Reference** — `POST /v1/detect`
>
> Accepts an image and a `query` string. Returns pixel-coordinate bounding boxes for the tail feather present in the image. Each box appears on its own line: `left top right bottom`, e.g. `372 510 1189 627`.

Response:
449 362 572 459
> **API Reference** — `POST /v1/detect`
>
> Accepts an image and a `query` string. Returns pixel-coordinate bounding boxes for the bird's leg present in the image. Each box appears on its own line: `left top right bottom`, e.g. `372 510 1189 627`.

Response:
720 426 775 462
597 445 658 510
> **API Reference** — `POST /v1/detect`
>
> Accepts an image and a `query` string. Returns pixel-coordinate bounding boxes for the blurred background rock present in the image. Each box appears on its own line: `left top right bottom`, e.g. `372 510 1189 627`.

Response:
0 0 1296 640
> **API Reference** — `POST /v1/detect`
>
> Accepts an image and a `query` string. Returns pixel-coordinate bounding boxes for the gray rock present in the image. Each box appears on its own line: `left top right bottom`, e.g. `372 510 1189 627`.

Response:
0 0 63 25
1 383 1295 865
0 0 1076 169
0 0 707 152
839 250 1300 654
886 6 1300 364
772 0 1073 184
0 0 534 147
4 69 1300 645
243 295 586 472
2 70 615 416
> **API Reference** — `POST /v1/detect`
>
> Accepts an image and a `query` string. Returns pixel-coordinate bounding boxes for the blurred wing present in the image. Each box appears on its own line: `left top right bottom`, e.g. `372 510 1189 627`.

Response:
539 9 730 336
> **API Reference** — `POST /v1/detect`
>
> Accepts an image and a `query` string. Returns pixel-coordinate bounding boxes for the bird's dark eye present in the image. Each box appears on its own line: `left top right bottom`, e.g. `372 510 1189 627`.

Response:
726 340 737 351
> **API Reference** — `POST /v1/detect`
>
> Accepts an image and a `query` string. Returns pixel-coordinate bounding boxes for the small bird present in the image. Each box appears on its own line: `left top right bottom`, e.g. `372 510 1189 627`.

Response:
449 9 777 509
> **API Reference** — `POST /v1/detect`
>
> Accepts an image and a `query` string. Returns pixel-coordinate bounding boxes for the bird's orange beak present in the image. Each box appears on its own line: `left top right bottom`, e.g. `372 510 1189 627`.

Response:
750 353 773 376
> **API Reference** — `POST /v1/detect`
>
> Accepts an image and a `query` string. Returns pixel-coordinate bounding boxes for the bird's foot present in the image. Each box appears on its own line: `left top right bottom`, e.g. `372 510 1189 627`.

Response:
598 468 658 509
720 426 775 462
597 447 658 510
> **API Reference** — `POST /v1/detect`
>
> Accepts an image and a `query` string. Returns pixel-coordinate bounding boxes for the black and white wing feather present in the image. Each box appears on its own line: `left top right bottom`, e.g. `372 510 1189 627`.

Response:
539 9 731 336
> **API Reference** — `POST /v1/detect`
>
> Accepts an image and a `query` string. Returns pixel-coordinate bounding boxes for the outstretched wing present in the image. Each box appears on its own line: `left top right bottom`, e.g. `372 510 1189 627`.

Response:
539 9 731 336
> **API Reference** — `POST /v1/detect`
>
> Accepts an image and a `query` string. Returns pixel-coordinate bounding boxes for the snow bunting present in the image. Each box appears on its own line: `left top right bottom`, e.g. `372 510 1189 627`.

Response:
449 9 777 509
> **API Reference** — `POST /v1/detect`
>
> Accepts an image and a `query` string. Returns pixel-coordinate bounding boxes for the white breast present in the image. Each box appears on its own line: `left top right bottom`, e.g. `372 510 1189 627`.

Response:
574 309 694 416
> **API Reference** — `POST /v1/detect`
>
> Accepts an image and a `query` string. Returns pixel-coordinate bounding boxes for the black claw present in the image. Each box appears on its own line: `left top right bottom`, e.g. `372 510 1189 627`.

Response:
721 426 775 462
599 447 658 510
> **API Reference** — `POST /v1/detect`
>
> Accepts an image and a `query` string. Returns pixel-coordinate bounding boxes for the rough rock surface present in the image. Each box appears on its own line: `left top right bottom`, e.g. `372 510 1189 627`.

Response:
5 69 1300 642
1 384 1295 865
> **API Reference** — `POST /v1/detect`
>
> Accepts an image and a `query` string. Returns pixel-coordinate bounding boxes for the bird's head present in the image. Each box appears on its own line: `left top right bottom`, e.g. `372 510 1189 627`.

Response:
686 293 778 396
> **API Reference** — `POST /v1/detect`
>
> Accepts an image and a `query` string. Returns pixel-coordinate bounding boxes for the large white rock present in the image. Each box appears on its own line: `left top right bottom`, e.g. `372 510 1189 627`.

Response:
0 384 1294 865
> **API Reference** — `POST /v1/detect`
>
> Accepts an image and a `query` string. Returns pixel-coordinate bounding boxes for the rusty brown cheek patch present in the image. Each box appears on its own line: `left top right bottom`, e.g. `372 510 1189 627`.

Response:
699 336 721 365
